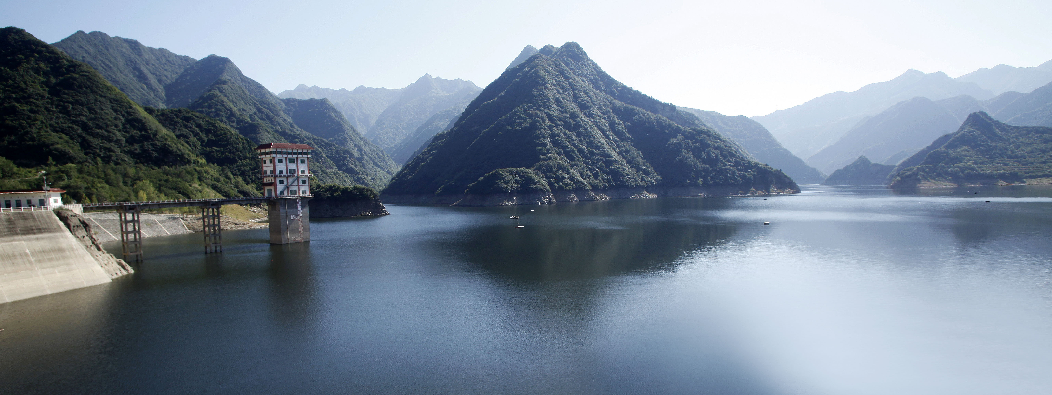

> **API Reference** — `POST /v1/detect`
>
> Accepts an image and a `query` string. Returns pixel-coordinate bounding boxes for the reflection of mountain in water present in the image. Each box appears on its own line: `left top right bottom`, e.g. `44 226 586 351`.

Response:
450 198 740 281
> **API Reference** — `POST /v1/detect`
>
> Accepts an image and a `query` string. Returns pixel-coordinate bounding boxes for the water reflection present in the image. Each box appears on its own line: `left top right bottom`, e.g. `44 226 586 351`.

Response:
450 198 740 281
265 243 319 327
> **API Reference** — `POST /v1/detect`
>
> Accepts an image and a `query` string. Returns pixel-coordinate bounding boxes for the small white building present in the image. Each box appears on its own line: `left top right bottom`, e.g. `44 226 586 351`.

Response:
256 143 313 198
0 188 65 210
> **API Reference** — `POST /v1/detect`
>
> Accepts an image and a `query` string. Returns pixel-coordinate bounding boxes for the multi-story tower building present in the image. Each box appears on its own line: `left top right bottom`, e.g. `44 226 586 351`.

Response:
256 143 313 198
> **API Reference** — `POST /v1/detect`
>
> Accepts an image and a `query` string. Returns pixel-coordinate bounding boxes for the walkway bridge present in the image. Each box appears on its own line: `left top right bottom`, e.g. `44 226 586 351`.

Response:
83 197 309 263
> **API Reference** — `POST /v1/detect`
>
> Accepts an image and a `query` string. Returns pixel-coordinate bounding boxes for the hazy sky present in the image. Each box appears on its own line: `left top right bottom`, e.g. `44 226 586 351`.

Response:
3 0 1051 116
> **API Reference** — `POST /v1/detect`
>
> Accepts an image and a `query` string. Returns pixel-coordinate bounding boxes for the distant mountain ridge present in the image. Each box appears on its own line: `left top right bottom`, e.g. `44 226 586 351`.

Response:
278 74 482 163
52 30 397 189
679 108 825 184
822 156 895 186
383 42 797 205
754 69 994 160
956 60 1052 96
810 79 1052 174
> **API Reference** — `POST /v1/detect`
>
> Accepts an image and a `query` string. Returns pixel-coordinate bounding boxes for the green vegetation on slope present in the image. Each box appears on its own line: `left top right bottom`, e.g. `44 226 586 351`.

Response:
52 30 196 108
681 107 825 184
52 31 398 190
0 27 257 202
888 112 1052 188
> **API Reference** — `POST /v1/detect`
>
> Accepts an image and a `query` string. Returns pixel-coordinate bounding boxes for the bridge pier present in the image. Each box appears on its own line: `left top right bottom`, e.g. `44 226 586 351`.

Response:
268 197 310 245
118 205 143 264
202 203 222 253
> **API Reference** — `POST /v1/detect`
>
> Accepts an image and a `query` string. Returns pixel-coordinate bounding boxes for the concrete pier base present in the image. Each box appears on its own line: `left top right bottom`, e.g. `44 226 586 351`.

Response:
268 198 310 244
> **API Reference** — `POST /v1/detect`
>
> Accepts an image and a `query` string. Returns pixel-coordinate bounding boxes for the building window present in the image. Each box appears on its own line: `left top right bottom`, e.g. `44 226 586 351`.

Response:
3 200 9 208
300 159 306 164
15 200 22 208
39 199 46 207
278 169 284 175
280 190 285 196
267 170 273 175
266 189 273 197
279 179 285 184
291 189 298 195
26 199 32 207
300 169 306 174
277 158 283 164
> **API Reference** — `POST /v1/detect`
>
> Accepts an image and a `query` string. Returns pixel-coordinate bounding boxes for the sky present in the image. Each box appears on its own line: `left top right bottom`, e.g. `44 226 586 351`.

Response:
3 0 1051 117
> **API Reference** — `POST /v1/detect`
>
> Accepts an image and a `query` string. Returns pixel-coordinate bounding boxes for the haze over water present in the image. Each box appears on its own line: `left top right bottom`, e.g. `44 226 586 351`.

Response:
2 186 1051 394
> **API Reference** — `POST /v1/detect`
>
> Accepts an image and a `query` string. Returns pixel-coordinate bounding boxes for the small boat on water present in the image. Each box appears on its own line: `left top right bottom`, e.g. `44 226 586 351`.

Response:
509 216 519 219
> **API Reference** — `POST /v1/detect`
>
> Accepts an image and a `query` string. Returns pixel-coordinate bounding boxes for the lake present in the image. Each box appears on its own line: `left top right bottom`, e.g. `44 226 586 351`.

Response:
2 186 1051 394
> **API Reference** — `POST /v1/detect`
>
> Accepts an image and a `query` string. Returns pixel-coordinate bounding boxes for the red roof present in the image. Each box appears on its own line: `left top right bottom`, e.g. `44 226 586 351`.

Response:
0 188 65 194
255 143 313 150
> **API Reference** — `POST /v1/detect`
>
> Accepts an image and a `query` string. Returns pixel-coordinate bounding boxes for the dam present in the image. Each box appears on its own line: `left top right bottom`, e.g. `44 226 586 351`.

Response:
0 211 116 303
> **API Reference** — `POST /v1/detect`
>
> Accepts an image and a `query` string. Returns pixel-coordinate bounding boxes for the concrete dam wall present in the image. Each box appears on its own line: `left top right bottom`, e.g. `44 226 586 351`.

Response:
0 211 127 304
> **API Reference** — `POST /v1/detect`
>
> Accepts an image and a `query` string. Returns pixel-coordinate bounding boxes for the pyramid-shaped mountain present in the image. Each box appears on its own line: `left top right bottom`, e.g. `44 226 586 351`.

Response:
888 112 1052 188
383 42 798 205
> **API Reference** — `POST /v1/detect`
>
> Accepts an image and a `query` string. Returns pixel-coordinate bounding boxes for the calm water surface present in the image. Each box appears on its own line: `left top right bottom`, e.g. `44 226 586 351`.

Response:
2 186 1051 394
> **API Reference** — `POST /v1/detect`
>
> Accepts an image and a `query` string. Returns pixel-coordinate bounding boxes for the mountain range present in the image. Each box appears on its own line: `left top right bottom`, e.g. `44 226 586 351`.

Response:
811 79 1052 175
52 30 396 189
383 43 797 205
278 75 481 164
0 27 258 202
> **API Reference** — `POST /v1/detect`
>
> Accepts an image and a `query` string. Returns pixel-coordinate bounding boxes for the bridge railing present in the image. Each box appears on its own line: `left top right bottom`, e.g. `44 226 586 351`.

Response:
82 196 275 211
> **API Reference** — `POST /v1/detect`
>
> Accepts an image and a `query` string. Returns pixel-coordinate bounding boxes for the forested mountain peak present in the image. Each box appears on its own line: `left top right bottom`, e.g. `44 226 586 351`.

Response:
888 111 1052 188
52 30 196 108
383 42 797 205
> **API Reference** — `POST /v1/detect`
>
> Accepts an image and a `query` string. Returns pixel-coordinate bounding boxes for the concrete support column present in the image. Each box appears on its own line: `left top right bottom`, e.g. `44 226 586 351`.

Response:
202 203 222 253
118 205 142 263
268 198 310 244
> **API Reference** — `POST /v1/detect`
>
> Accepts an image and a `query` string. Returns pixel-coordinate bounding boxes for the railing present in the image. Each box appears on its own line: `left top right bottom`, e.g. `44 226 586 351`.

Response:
0 206 54 213
82 196 274 211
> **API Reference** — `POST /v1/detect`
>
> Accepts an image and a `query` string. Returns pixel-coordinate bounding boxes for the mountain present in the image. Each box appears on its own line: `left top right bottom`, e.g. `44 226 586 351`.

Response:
364 74 481 150
278 84 402 133
181 58 396 188
754 69 993 159
822 156 895 186
806 96 981 173
280 75 482 160
383 43 798 205
680 108 825 184
388 106 464 164
887 112 1052 188
52 31 397 189
955 60 1052 95
507 45 539 69
0 27 256 202
990 80 1052 127
52 30 195 108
